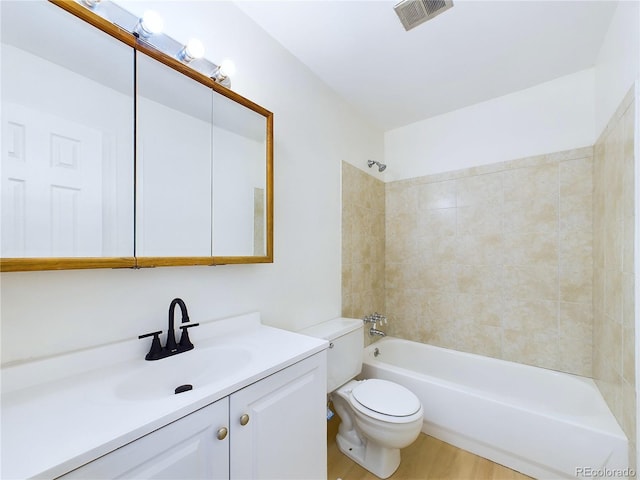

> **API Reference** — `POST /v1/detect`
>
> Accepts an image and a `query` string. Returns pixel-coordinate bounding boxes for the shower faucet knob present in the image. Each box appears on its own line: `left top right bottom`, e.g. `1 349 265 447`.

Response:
363 312 387 324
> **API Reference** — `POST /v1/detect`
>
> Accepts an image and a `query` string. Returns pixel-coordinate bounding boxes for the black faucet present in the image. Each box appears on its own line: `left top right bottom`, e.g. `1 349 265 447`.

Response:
139 298 200 361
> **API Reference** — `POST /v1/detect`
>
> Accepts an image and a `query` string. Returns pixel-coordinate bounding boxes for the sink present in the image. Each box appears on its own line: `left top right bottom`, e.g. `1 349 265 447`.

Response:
114 345 253 401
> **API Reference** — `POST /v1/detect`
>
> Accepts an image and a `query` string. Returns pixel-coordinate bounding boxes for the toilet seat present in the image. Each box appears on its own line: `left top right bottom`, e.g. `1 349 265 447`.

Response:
350 379 423 424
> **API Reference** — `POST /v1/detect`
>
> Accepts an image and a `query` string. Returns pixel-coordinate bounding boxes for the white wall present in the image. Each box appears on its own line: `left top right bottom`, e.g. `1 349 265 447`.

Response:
0 1 383 364
594 1 640 136
384 68 596 181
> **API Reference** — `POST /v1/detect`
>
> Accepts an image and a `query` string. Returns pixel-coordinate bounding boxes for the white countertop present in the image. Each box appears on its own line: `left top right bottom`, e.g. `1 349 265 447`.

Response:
0 313 327 479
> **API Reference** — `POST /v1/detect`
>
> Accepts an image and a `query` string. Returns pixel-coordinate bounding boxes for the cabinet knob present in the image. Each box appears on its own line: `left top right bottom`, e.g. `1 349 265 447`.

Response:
216 427 228 440
239 414 250 426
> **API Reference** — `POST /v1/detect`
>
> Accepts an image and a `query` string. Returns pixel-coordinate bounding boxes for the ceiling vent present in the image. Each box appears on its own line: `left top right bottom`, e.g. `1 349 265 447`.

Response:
394 0 453 31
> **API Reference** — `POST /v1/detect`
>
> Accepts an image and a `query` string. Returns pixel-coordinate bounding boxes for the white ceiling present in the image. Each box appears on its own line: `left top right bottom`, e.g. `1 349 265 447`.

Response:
236 0 618 132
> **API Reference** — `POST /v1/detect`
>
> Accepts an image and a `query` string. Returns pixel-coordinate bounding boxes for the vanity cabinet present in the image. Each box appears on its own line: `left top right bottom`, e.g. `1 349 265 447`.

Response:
60 398 230 479
58 353 326 480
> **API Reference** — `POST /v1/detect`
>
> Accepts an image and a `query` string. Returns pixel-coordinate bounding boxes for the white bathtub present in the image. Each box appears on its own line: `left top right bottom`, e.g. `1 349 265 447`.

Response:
361 337 628 479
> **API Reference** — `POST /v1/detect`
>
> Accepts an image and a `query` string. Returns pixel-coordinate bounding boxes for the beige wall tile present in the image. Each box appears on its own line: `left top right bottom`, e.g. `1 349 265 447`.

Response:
623 380 637 445
504 265 558 302
557 339 592 376
560 192 593 231
418 291 457 321
385 287 421 321
457 264 503 295
623 215 635 274
459 324 503 358
502 163 558 203
604 267 623 324
548 146 594 162
455 233 504 265
418 263 458 292
428 319 462 350
503 298 557 332
503 198 558 235
559 156 593 197
559 264 592 304
457 204 503 236
455 293 502 327
456 172 503 207
418 180 457 210
385 232 419 264
386 262 419 290
376 147 599 377
342 162 386 332
596 375 622 422
418 207 457 237
419 233 457 265
386 183 417 215
559 228 592 269
558 302 592 340
623 273 635 386
386 208 418 238
503 231 558 266
503 329 559 370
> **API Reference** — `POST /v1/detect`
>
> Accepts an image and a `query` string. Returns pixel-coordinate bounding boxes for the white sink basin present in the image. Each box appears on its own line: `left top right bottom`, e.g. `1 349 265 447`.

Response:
114 345 253 401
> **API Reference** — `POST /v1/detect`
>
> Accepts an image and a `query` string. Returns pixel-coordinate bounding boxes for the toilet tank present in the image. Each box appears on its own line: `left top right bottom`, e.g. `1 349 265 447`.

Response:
300 317 363 393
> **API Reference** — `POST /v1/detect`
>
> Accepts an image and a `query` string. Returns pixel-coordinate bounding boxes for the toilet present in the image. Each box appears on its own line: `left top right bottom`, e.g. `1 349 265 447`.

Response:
302 317 424 479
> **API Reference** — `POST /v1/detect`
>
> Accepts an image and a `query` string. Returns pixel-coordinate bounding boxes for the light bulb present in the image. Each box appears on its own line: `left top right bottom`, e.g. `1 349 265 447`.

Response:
178 38 205 63
185 38 205 60
137 10 163 37
219 59 236 78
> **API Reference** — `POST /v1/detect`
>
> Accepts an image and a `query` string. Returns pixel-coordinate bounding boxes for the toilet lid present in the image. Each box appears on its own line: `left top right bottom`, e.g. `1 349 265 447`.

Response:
351 379 421 417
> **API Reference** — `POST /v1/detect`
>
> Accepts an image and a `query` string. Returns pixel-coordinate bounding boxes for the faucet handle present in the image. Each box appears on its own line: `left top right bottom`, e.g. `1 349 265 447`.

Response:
138 330 163 361
178 323 200 350
364 312 387 324
363 314 376 324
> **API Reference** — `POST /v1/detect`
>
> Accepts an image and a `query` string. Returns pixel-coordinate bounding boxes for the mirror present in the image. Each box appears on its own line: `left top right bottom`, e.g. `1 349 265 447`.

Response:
136 52 214 258
1 0 135 267
0 0 273 271
212 91 269 257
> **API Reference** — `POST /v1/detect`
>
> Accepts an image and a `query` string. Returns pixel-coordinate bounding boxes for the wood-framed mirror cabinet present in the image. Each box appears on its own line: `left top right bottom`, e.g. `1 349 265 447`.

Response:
0 0 273 272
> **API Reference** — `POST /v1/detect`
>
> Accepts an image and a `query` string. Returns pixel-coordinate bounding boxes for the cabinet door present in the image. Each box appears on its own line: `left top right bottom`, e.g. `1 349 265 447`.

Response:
60 398 229 479
230 352 327 480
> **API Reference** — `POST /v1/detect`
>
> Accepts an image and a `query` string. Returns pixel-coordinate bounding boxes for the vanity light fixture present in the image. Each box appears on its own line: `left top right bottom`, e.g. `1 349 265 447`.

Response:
178 38 205 63
74 0 233 87
134 10 164 38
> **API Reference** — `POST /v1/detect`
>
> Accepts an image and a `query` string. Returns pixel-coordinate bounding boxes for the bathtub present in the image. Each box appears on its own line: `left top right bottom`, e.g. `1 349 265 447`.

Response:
361 337 628 480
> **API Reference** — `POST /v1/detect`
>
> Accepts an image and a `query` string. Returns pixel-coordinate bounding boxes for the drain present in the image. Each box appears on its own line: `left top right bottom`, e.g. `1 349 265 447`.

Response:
174 384 193 394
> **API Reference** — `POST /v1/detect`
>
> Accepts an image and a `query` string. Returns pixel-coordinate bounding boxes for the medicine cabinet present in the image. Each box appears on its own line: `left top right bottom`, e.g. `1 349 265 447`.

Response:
0 0 273 271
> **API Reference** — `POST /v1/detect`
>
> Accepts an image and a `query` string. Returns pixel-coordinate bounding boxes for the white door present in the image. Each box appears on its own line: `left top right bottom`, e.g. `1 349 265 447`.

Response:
1 102 103 257
230 353 327 480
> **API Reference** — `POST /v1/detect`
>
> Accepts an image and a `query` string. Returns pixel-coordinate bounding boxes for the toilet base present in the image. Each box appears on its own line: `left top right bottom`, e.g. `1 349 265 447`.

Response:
336 431 401 479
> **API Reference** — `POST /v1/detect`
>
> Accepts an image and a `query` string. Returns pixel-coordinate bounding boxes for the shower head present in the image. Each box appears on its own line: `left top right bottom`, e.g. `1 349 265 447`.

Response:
367 160 387 173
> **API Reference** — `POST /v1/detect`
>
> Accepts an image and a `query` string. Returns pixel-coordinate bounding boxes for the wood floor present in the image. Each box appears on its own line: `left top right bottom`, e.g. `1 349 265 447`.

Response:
327 415 532 480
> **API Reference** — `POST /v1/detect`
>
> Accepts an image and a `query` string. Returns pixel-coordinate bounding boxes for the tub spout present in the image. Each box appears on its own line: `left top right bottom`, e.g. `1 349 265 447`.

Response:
369 327 386 337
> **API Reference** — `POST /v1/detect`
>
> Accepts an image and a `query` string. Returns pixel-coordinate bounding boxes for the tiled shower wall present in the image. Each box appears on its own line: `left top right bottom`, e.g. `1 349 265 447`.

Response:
341 162 385 346
593 87 636 463
384 147 595 376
